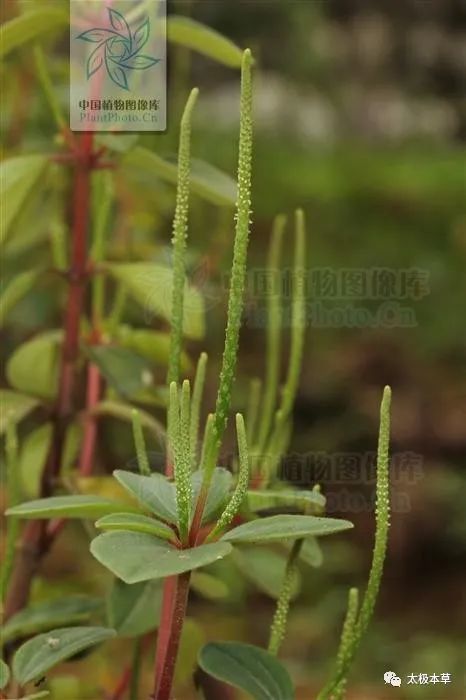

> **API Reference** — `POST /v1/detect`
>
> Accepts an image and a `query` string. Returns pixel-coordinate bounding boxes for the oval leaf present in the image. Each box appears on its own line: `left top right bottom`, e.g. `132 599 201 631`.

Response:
114 470 178 522
115 326 192 372
2 597 103 645
107 579 162 638
18 423 52 499
0 155 48 241
104 262 205 339
198 641 295 700
0 659 10 691
123 147 237 207
167 16 243 68
12 626 115 685
0 268 43 328
6 331 61 400
233 546 300 600
84 345 153 398
0 9 67 57
192 468 233 523
222 514 353 544
247 489 326 515
0 389 38 435
90 531 232 583
6 495 137 519
96 512 175 540
299 537 323 568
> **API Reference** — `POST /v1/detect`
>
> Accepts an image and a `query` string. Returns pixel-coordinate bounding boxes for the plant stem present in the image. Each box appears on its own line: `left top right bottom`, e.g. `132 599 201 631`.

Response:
3 132 94 622
153 573 191 700
78 361 102 476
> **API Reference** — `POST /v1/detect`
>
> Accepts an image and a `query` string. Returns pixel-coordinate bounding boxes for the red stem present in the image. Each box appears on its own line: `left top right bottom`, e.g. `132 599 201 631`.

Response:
3 132 94 622
153 573 191 700
78 361 102 476
154 577 177 683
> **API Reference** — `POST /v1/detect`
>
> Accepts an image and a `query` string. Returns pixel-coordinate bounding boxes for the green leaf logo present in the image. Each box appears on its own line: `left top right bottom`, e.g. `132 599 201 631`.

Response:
76 8 159 91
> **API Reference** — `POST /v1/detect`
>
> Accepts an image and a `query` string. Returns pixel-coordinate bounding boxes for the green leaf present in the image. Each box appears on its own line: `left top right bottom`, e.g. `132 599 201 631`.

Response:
0 658 10 690
91 400 166 444
96 512 175 541
90 531 232 583
0 269 43 327
6 331 61 400
198 641 295 700
167 16 244 68
115 326 192 372
84 345 152 398
107 579 162 638
123 147 236 206
20 693 50 700
114 470 178 523
113 468 233 525
18 422 52 499
0 155 48 241
222 514 353 543
0 9 67 57
247 488 326 515
103 262 205 339
0 389 38 435
298 537 323 568
175 618 205 685
192 468 233 523
95 133 139 154
190 571 230 601
12 626 115 685
6 495 137 520
2 597 103 645
233 546 300 600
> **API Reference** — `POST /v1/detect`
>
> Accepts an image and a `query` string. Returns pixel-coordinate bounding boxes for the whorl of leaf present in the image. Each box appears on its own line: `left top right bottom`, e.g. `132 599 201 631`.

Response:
268 538 303 656
190 352 208 470
256 214 286 453
167 87 199 386
131 409 150 476
317 386 392 699
208 414 250 541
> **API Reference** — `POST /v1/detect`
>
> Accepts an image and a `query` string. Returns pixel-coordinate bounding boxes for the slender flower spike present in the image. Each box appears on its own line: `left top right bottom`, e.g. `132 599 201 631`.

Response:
171 381 193 543
210 48 254 465
256 214 286 453
190 352 208 470
167 87 199 386
207 414 250 541
268 539 303 655
191 49 254 533
131 409 151 476
277 208 306 423
317 386 392 699
333 588 359 700
355 385 391 634
246 377 262 445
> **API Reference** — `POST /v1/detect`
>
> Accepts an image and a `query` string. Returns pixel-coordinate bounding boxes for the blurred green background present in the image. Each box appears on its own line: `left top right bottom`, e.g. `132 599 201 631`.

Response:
1 1 465 698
